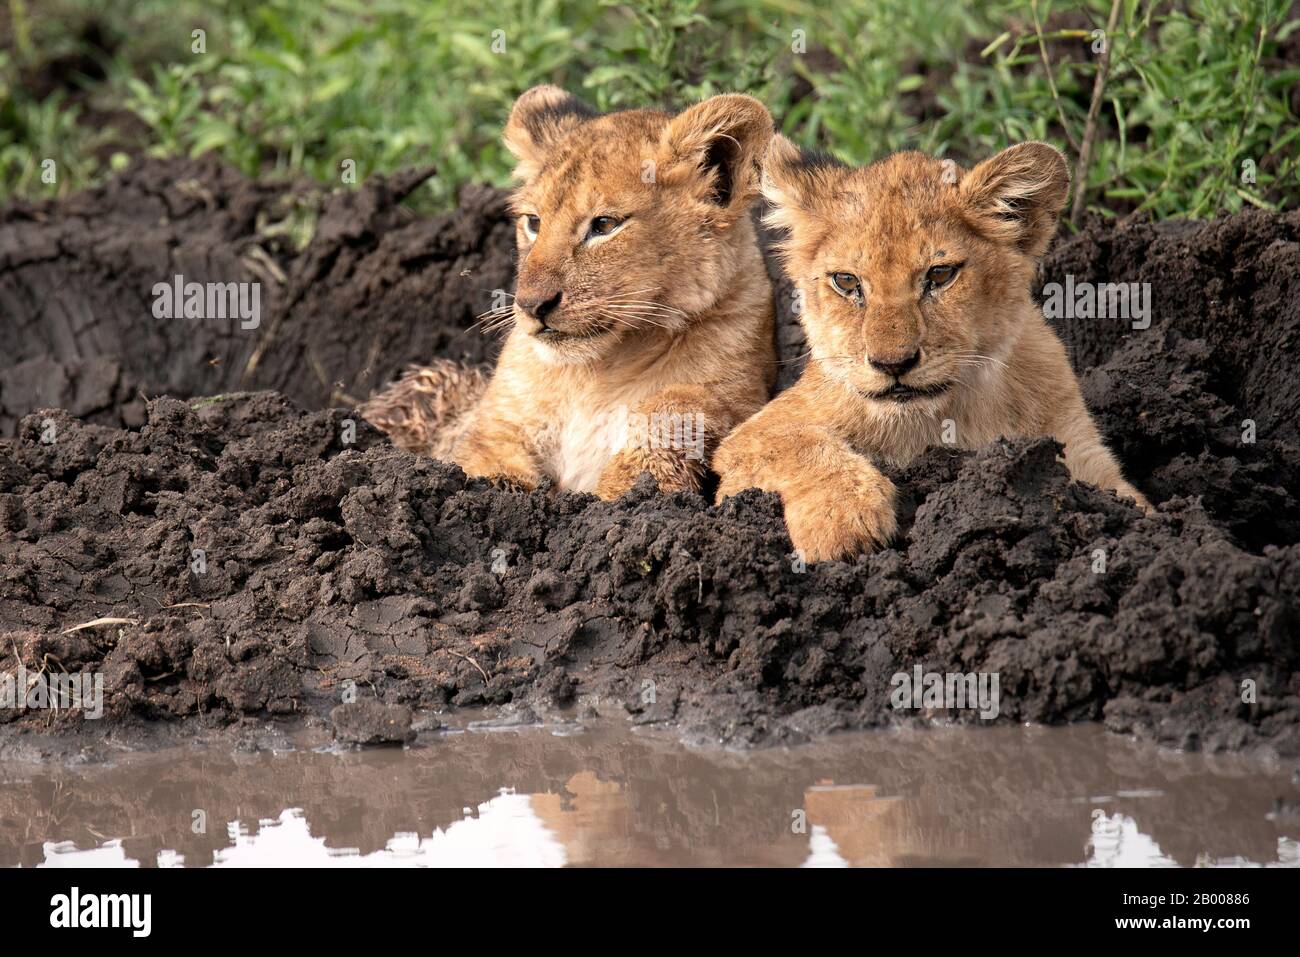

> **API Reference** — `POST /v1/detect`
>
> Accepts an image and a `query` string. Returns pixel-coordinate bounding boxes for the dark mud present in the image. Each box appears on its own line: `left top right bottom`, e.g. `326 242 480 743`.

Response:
0 156 513 435
1 160 1297 757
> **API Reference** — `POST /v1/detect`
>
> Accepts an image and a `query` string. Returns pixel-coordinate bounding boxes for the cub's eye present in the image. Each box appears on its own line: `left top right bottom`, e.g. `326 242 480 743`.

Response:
923 263 960 292
522 215 540 240
830 272 862 300
588 215 623 239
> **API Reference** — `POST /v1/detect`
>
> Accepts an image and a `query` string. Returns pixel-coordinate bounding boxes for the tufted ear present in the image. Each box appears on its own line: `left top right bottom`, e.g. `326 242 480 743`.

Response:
658 94 773 219
759 134 849 235
503 85 597 181
959 142 1070 258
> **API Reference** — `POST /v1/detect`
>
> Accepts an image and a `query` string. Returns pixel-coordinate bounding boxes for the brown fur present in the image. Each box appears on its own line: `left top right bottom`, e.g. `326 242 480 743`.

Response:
365 86 777 497
715 137 1150 562
360 360 489 459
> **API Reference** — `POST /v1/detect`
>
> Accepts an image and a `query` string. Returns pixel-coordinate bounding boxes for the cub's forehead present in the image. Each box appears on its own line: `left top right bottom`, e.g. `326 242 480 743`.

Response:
812 154 969 253
863 150 963 192
521 111 668 211
839 153 962 213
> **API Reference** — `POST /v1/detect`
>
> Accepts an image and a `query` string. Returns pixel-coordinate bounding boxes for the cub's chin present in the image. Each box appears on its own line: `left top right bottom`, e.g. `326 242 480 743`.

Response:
526 325 621 366
854 378 954 415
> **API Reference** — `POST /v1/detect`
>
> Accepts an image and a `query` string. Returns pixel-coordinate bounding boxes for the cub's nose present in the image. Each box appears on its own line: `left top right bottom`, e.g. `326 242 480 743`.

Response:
516 290 563 325
868 350 921 378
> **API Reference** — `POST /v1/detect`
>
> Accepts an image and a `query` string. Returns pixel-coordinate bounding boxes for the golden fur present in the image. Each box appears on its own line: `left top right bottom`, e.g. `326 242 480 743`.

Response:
361 360 489 459
364 86 777 497
714 137 1149 562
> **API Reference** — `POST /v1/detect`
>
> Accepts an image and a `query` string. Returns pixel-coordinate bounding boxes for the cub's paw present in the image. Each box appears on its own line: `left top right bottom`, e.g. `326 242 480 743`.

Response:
781 471 898 563
455 455 539 491
1114 480 1154 514
714 457 761 503
595 447 707 500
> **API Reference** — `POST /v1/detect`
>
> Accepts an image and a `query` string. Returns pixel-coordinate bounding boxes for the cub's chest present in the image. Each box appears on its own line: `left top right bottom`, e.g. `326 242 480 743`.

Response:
538 401 625 493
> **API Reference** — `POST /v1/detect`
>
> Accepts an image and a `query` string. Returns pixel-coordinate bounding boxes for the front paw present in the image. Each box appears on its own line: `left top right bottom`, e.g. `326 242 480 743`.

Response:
1115 479 1154 513
595 447 707 500
455 455 539 491
782 471 898 563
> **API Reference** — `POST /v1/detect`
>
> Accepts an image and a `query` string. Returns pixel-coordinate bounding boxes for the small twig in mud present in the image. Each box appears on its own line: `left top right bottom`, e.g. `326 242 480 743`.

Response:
444 649 490 685
240 244 287 285
152 599 211 611
1071 0 1123 228
307 350 332 392
241 314 282 380
176 178 216 209
60 617 138 635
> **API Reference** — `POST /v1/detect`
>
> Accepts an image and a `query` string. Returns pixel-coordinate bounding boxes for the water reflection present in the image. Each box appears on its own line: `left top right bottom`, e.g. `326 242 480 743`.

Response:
5 724 1298 868
1085 812 1178 867
209 794 569 867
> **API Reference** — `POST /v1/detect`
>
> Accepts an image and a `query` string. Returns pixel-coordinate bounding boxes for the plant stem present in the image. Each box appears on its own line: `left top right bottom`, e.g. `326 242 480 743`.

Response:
1070 0 1123 228
1031 0 1081 153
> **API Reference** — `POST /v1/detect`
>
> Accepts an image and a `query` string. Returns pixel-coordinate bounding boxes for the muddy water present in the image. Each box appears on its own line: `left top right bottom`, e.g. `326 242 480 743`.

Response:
1 723 1297 868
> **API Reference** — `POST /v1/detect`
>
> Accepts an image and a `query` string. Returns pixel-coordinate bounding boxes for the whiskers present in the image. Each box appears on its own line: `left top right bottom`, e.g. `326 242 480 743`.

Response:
770 349 1006 400
772 351 858 370
798 353 857 365
469 286 692 339
592 287 690 333
470 290 517 336
945 350 1008 369
941 351 1009 379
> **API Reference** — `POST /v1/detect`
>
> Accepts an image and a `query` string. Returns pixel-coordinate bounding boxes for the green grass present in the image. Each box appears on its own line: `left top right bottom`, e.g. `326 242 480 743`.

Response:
2 0 1297 221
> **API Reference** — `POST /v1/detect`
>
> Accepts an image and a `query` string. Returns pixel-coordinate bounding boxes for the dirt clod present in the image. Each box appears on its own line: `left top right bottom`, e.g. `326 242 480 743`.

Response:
331 700 416 746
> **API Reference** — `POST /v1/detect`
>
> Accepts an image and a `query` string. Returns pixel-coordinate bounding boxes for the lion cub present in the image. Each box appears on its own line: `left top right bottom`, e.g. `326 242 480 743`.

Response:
364 86 776 498
714 137 1149 562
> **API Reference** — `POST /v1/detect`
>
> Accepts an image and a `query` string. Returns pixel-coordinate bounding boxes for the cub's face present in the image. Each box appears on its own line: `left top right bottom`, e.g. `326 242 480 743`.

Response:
502 86 772 365
763 139 1069 409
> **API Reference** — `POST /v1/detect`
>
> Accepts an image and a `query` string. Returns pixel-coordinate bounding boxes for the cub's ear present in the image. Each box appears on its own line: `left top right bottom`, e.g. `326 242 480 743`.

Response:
959 141 1069 258
760 135 847 235
658 94 774 219
503 85 596 181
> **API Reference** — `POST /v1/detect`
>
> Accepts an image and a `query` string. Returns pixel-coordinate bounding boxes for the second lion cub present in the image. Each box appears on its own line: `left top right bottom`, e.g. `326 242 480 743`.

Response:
715 137 1149 562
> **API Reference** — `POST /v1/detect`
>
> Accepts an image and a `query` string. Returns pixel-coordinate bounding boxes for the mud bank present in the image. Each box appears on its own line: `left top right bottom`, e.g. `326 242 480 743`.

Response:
1 160 1297 756
0 156 514 435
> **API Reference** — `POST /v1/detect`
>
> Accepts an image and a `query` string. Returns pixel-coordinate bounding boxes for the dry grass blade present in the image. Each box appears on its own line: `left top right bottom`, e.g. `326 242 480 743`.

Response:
60 617 139 635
